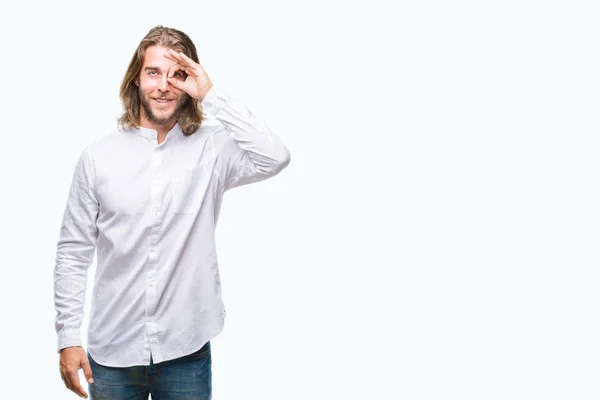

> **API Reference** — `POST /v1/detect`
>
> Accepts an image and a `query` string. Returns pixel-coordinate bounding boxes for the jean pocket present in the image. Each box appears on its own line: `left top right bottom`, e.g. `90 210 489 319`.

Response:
171 165 213 214
181 341 211 360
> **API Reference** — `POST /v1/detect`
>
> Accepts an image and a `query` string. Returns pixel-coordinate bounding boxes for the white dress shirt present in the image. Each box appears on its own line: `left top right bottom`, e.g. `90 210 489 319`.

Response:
54 85 290 367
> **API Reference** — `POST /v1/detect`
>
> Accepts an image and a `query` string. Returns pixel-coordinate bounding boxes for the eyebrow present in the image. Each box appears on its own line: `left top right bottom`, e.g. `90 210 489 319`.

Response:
143 66 162 72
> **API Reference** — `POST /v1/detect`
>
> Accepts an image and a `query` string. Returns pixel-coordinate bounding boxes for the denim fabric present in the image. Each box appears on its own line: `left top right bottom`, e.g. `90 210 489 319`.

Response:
88 341 211 399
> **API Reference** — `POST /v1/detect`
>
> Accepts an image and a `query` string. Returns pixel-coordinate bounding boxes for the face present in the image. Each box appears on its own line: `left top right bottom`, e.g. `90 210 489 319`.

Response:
137 45 188 129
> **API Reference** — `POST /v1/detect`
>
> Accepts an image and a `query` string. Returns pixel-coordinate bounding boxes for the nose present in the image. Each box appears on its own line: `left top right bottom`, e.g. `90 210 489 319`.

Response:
158 75 170 92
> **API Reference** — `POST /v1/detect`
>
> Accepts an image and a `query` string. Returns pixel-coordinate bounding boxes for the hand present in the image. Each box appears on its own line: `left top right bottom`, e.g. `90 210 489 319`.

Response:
164 49 214 101
59 346 94 399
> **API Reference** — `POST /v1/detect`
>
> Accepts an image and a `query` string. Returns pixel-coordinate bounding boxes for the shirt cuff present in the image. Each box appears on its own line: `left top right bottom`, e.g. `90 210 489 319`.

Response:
57 328 82 353
200 85 227 116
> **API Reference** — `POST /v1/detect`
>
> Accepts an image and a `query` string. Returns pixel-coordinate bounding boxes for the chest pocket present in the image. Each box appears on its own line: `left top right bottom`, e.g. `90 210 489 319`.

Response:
171 164 213 214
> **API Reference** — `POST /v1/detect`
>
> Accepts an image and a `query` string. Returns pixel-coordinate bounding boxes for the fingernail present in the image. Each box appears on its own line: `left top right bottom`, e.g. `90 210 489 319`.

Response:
88 378 94 383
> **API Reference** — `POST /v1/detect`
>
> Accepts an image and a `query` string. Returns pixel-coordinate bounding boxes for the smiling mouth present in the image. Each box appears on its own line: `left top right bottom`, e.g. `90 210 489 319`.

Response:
154 98 174 104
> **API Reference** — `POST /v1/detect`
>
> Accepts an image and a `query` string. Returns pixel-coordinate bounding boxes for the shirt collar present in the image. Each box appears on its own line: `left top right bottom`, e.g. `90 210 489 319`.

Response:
135 123 183 141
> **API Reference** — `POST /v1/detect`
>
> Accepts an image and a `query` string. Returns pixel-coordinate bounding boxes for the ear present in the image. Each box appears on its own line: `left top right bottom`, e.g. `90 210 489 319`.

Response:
134 77 139 87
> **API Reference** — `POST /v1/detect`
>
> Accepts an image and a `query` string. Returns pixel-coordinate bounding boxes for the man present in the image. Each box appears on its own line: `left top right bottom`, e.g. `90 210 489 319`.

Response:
54 25 290 399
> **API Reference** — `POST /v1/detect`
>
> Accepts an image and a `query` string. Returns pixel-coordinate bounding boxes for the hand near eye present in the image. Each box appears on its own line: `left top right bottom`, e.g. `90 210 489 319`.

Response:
164 49 214 101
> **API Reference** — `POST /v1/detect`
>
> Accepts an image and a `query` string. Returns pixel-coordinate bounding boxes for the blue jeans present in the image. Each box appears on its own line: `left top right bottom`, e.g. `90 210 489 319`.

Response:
87 341 212 399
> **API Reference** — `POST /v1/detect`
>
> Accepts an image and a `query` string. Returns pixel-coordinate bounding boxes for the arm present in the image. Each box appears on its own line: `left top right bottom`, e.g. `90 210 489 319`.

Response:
54 146 99 352
201 85 291 190
163 49 290 190
54 146 98 397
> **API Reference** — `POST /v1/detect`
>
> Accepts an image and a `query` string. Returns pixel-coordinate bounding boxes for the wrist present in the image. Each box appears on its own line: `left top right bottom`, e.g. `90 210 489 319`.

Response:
196 84 214 101
60 345 82 353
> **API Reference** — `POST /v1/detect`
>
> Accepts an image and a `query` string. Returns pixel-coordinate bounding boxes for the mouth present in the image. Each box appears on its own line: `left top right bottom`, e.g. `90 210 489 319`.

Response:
153 98 175 105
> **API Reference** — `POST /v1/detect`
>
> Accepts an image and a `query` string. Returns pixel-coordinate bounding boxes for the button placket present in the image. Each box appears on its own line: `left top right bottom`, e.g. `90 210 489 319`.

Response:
145 147 164 361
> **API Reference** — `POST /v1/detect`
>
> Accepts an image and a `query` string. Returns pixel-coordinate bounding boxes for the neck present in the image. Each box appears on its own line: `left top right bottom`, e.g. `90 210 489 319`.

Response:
140 121 176 137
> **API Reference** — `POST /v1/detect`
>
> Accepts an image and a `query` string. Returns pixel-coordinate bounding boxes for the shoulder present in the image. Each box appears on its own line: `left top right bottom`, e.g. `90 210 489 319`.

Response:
183 115 229 147
198 114 235 149
86 128 132 156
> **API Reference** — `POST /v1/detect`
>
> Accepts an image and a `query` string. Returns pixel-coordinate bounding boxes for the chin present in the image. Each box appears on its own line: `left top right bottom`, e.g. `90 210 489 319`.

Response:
153 109 176 121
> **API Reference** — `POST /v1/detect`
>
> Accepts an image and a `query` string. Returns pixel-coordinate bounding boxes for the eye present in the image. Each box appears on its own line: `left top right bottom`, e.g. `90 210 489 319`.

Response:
174 71 185 80
148 71 158 76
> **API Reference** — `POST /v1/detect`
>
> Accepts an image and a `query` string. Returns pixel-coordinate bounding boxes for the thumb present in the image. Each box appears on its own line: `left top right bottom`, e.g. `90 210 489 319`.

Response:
82 358 94 384
167 76 182 89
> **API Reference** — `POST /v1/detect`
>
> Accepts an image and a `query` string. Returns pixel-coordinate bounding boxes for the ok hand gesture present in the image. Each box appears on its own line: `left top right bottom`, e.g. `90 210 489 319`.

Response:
165 49 214 101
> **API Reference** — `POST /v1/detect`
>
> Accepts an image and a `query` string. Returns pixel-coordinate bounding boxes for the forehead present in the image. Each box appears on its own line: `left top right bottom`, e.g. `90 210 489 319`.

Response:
142 45 176 70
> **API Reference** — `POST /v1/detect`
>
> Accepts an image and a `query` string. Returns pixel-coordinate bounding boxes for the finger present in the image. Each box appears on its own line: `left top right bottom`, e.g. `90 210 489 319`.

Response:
60 366 71 387
168 49 199 68
82 358 94 385
164 49 189 65
177 52 203 72
60 372 70 389
177 51 197 65
167 62 185 78
68 371 88 398
163 49 180 62
167 76 183 89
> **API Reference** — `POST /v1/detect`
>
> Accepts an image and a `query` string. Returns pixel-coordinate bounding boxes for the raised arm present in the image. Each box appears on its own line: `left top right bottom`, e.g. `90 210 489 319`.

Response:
202 86 290 190
164 49 290 190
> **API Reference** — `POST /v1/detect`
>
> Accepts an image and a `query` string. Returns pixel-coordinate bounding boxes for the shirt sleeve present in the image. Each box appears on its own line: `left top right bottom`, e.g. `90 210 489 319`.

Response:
201 85 291 191
54 146 99 352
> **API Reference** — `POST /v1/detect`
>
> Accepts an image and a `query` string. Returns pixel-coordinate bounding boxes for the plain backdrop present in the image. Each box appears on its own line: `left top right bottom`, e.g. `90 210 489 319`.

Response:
1 0 599 399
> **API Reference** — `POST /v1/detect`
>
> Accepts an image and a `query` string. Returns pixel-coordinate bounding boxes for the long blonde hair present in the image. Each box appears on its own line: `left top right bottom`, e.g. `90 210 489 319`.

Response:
118 26 204 136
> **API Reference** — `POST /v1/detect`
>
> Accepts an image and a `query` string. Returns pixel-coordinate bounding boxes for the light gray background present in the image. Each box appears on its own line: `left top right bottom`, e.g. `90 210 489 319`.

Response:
1 0 599 399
